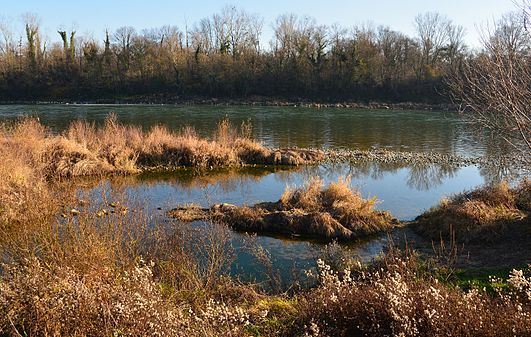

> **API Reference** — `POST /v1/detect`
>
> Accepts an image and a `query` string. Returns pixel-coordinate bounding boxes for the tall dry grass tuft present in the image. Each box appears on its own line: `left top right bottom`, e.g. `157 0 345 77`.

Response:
0 119 63 262
277 176 397 237
0 180 256 336
139 123 240 168
415 179 530 242
0 118 261 336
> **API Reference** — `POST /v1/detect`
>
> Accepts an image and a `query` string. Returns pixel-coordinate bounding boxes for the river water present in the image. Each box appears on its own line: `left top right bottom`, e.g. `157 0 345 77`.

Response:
0 104 498 156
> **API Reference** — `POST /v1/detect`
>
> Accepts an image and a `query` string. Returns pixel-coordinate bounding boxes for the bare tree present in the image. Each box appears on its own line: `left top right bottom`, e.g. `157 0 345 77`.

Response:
448 6 531 153
210 5 263 57
0 17 15 71
272 14 298 62
415 12 450 66
113 26 136 71
414 12 465 76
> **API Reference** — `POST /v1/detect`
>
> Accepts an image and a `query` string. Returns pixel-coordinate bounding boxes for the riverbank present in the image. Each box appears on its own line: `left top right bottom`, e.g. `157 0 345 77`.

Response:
2 115 527 183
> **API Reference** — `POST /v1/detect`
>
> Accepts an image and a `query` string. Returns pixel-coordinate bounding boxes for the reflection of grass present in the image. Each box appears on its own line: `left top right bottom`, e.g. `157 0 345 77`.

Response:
139 165 299 190
67 165 303 198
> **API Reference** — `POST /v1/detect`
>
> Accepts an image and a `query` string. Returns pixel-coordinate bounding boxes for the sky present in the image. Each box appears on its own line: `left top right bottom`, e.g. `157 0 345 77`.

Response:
0 0 519 49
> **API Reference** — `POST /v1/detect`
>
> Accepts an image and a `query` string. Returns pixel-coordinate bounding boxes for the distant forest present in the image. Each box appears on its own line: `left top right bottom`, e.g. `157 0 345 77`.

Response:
0 7 525 103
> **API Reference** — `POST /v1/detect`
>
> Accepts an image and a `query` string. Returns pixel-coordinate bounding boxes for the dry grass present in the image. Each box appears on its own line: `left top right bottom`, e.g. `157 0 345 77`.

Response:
279 176 396 235
0 176 255 336
1 163 530 335
0 115 323 180
1 117 530 336
415 179 530 242
170 177 398 240
0 127 257 335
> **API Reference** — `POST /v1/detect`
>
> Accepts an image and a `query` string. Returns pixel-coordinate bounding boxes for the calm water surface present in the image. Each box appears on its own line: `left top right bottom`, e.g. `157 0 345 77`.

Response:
0 104 495 156
82 162 519 284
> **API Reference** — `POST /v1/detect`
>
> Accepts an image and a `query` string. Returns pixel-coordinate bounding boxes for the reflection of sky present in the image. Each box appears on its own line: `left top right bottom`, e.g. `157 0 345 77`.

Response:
89 164 485 221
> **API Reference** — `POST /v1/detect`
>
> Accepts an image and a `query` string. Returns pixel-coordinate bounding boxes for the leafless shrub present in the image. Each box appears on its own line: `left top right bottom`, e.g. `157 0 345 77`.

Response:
448 5 531 154
295 249 531 337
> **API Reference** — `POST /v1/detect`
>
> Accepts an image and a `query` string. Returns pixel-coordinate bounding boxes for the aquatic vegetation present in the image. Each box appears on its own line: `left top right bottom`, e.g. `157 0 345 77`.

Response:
169 177 399 240
415 179 530 242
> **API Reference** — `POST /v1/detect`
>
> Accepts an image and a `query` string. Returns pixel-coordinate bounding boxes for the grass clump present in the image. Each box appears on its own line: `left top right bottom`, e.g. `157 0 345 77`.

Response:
280 176 396 234
1 115 323 180
170 177 398 240
415 179 530 242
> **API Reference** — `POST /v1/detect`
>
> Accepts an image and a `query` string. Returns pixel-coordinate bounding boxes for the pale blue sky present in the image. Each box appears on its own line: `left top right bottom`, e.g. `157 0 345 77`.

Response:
0 0 518 48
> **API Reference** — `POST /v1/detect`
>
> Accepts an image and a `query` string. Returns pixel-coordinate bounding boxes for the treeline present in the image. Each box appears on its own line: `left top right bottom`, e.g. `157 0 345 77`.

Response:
0 7 520 102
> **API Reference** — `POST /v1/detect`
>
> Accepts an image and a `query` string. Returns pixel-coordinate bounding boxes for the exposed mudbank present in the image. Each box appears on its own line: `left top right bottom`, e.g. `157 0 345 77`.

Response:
169 177 399 240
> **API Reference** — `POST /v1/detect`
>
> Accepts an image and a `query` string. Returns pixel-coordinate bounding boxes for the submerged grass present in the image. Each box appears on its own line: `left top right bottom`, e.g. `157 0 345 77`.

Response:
415 179 530 242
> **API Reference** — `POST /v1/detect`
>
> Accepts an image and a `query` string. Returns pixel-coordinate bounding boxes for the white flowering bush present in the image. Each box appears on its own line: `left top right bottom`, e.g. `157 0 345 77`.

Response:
508 267 531 303
0 257 255 337
296 252 531 337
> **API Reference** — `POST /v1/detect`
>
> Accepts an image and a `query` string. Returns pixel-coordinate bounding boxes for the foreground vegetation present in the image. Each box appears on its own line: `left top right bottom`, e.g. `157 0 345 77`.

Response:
1 127 530 335
170 177 398 240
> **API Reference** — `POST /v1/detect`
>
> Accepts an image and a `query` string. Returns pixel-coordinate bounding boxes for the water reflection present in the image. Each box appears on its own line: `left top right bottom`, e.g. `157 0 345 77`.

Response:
75 160 527 287
297 162 460 191
81 160 527 223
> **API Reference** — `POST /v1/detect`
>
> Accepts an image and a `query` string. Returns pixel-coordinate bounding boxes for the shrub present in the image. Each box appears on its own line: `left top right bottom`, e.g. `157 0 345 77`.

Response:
293 250 531 337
